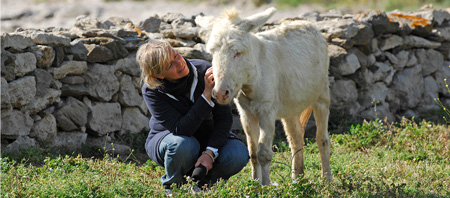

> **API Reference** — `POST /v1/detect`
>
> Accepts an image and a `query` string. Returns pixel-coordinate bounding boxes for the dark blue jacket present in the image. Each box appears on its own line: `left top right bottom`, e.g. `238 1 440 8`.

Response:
142 59 235 166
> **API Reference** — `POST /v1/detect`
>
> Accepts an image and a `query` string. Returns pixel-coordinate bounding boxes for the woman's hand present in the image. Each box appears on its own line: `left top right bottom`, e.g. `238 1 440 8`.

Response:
203 67 215 102
195 150 214 174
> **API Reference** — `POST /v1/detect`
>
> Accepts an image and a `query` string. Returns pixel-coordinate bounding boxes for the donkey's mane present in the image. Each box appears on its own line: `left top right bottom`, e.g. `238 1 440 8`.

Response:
221 7 240 24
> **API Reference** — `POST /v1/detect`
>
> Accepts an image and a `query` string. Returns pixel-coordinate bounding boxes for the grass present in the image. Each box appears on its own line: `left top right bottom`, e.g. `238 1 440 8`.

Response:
2 118 449 197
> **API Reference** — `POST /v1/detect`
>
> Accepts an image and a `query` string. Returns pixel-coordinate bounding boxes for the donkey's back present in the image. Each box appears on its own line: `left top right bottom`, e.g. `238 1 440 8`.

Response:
255 20 330 118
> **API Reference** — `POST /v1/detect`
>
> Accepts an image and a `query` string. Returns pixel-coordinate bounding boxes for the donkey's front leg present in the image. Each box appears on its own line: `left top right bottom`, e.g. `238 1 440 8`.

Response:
235 102 261 181
257 114 276 185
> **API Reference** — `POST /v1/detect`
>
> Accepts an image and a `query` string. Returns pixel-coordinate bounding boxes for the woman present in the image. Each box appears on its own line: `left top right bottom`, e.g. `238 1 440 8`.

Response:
136 40 249 192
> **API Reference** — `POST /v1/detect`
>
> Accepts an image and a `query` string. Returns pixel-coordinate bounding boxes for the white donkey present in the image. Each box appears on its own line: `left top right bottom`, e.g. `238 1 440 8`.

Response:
196 7 331 185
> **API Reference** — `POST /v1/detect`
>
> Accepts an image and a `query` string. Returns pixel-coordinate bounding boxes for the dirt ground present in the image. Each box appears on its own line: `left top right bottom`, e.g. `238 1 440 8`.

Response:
1 0 326 33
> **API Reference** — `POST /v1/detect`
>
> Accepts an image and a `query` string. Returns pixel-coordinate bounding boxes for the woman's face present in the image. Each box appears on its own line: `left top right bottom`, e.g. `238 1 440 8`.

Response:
158 48 189 81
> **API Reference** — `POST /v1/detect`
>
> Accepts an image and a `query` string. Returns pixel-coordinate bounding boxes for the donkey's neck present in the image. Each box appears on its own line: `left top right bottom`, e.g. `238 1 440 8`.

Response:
246 34 266 85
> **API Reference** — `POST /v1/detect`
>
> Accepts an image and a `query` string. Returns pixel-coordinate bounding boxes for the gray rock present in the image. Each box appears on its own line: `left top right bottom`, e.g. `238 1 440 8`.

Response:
120 107 150 135
436 42 450 59
3 136 37 154
140 16 161 33
61 84 89 97
359 11 399 35
52 61 88 79
52 132 87 150
404 35 441 49
1 49 15 81
358 82 388 108
54 97 89 131
60 76 85 84
386 89 400 113
161 13 185 23
52 46 65 67
35 45 55 68
369 62 395 85
172 18 195 29
13 52 37 77
1 77 11 109
162 27 199 39
1 109 33 138
167 38 197 48
87 102 122 136
330 79 358 106
26 88 61 115
173 43 211 61
298 12 322 21
85 135 112 148
352 22 374 46
320 9 343 19
433 27 450 41
35 68 53 96
74 15 107 30
406 52 418 67
399 110 420 120
360 102 394 121
115 56 140 77
390 50 409 70
422 76 439 106
84 63 120 101
413 8 450 26
103 143 132 159
85 44 115 63
315 19 360 39
29 32 71 47
1 33 35 50
144 32 165 40
118 75 143 107
8 76 36 108
29 114 57 143
103 16 134 29
328 44 347 67
391 64 424 109
70 41 89 61
435 61 450 97
379 35 403 51
102 40 129 59
337 53 361 75
369 38 380 54
415 49 444 76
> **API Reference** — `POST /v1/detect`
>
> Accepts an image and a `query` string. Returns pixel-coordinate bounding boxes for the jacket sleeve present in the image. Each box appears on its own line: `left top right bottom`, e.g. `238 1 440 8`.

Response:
143 87 213 136
207 100 233 149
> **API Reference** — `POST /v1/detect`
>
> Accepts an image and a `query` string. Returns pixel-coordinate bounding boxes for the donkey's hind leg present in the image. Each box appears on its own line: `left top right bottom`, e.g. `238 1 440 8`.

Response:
281 116 304 179
313 95 332 181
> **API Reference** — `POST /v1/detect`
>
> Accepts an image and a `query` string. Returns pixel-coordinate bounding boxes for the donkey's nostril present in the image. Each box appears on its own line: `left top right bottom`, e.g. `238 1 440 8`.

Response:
225 90 230 96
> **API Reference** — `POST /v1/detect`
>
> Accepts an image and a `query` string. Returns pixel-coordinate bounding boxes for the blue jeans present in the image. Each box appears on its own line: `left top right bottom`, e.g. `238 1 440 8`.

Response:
158 134 249 188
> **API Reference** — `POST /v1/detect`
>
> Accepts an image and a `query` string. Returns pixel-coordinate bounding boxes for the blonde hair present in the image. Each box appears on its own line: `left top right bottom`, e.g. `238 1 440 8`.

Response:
136 39 173 89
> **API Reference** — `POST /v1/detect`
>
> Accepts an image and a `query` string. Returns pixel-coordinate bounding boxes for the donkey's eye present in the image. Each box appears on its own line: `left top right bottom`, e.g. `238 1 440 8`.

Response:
233 52 242 58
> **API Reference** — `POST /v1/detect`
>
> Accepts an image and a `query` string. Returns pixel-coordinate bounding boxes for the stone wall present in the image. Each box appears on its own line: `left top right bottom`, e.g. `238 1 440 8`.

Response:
2 6 450 154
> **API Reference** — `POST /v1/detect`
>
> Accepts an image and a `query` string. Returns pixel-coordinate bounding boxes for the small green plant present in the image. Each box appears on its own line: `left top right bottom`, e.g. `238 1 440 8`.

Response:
435 78 450 124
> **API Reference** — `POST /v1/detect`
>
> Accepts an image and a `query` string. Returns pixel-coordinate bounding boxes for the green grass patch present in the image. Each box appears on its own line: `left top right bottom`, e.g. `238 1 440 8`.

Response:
2 119 449 197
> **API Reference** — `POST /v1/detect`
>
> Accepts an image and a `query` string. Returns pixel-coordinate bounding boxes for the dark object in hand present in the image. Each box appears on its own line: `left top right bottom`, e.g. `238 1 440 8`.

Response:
192 164 206 181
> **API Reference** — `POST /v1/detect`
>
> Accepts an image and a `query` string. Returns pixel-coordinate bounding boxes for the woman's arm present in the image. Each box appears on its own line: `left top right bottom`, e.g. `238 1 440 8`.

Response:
143 87 213 136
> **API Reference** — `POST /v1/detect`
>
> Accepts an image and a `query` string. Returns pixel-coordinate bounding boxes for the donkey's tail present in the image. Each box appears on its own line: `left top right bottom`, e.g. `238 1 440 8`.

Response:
299 106 313 128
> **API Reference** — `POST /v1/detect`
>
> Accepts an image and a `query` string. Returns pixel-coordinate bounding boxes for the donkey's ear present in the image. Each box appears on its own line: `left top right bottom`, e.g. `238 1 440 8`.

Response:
238 7 277 32
195 15 216 42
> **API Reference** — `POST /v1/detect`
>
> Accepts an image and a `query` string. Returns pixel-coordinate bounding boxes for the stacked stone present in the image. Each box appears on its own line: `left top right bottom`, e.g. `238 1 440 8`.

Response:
306 7 450 121
1 7 450 154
